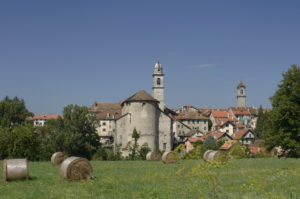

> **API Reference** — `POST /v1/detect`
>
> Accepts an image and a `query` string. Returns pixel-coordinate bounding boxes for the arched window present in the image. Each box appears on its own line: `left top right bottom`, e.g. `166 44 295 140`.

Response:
157 78 161 85
240 89 244 95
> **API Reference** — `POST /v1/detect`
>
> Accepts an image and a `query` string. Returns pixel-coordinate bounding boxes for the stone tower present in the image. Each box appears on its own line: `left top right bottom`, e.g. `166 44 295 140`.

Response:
237 81 246 107
152 61 165 110
117 90 160 154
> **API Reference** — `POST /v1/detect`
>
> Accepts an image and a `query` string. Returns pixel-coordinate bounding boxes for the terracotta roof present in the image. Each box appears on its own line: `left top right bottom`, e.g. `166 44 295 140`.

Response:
211 110 233 118
235 123 245 128
237 81 246 88
249 146 266 155
217 120 235 127
187 137 203 143
230 107 258 115
234 129 252 139
122 90 158 104
27 114 61 120
220 140 237 150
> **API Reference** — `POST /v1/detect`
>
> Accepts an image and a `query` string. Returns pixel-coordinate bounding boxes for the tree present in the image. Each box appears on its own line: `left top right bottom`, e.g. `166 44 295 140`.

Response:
0 96 33 127
265 65 300 157
254 105 268 138
128 128 140 160
203 135 218 150
37 104 100 160
0 125 40 160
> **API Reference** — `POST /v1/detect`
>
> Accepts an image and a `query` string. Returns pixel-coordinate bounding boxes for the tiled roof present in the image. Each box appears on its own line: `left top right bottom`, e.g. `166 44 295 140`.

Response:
122 90 158 103
89 102 121 120
235 123 245 128
217 120 235 127
27 114 61 120
187 137 203 143
234 129 251 139
230 107 258 115
220 140 237 150
89 102 121 111
201 131 231 141
211 110 233 118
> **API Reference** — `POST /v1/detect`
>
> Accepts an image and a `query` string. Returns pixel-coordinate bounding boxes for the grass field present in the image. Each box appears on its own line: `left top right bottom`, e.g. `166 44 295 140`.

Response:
0 158 300 199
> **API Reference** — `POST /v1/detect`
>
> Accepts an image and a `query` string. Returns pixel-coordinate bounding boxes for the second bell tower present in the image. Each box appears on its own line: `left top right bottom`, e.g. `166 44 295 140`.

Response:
152 61 165 110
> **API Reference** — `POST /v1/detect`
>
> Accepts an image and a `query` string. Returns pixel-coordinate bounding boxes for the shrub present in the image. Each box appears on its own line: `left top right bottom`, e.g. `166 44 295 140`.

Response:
0 125 40 160
138 143 151 160
185 145 203 160
228 142 249 159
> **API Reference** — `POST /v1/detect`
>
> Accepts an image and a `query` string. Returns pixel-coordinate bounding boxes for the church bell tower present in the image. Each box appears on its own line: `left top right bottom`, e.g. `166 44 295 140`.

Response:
152 61 165 110
237 81 246 107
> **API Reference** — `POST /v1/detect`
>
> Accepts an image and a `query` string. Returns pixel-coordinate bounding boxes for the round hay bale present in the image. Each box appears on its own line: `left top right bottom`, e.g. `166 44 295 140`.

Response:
203 150 214 161
51 152 69 165
60 157 93 180
3 159 29 181
203 150 226 162
146 151 162 161
162 151 180 164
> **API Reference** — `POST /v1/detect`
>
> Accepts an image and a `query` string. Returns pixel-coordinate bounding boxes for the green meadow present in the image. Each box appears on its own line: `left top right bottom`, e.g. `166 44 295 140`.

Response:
0 158 300 199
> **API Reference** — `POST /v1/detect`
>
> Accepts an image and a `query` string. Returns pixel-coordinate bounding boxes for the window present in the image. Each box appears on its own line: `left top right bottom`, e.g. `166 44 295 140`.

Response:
204 127 207 130
177 125 180 128
163 143 167 150
240 89 244 95
102 122 106 126
157 78 161 85
103 128 106 132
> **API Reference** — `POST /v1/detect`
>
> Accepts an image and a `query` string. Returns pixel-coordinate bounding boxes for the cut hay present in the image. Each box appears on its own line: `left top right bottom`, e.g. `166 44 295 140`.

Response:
203 150 227 162
51 152 69 165
162 151 180 164
3 159 29 181
146 151 162 161
60 157 93 180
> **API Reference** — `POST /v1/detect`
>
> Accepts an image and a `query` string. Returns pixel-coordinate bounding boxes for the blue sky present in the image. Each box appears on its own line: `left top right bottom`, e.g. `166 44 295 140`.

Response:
1 0 300 114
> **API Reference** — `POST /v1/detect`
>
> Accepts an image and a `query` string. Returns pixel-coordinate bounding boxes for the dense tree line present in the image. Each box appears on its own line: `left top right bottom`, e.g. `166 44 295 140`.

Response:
0 97 101 160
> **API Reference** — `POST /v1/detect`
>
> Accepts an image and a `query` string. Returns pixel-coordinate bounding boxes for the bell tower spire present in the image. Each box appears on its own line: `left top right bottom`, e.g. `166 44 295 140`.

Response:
152 61 165 110
237 81 246 107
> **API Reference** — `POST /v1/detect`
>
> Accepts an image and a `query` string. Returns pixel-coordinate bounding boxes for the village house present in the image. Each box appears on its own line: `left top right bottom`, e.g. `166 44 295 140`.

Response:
88 102 121 145
234 129 255 145
27 114 61 126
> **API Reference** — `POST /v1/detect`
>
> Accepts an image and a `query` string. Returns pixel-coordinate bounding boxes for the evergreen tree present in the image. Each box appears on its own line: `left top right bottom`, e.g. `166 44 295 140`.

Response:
255 105 267 138
265 65 300 157
129 128 140 160
203 135 218 150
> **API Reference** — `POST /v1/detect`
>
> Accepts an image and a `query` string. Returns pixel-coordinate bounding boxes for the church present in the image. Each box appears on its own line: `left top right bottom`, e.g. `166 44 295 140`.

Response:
89 62 174 156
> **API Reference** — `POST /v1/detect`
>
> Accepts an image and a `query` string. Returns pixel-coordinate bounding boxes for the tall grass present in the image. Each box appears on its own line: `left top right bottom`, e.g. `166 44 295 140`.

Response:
0 158 299 199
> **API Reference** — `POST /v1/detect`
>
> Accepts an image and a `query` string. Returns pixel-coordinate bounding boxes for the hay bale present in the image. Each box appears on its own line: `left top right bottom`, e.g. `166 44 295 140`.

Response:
203 150 214 161
146 151 162 161
60 157 93 180
162 151 180 164
3 159 29 181
203 150 226 162
51 152 69 165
